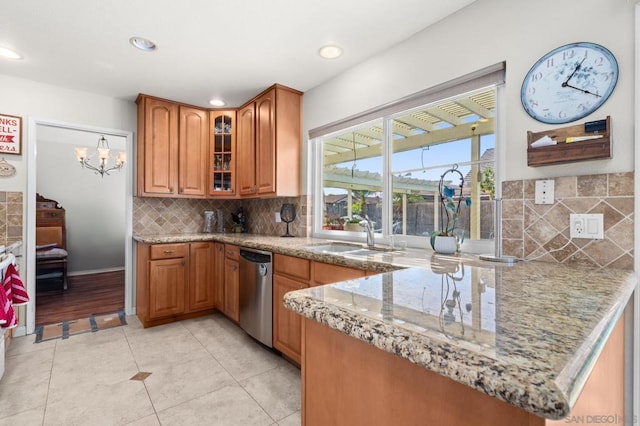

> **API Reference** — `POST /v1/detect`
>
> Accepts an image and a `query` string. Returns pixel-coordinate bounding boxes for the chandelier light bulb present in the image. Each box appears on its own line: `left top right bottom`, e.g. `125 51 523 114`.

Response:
74 146 88 161
75 135 126 177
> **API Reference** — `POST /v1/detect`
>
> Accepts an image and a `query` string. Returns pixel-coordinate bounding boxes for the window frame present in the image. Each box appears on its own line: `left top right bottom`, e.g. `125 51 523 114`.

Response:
310 64 505 255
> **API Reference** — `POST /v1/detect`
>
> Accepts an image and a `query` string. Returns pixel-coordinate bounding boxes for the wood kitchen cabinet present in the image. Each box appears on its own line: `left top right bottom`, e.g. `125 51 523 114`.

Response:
136 95 178 197
136 94 209 198
312 262 366 286
237 103 256 196
272 254 366 365
273 254 311 364
179 106 209 197
236 84 302 197
187 242 215 312
136 242 215 328
213 242 225 310
223 244 240 322
209 111 236 197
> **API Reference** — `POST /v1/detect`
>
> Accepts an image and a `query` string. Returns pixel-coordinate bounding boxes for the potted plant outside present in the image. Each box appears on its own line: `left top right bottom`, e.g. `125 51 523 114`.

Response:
431 164 471 254
344 217 363 232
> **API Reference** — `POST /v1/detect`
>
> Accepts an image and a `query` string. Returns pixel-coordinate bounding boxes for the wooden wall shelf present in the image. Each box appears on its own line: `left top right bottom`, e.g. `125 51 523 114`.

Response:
527 116 611 167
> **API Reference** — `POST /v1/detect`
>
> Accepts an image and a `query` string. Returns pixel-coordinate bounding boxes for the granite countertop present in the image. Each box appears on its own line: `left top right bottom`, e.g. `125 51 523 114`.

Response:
284 254 636 420
134 232 636 419
133 232 421 272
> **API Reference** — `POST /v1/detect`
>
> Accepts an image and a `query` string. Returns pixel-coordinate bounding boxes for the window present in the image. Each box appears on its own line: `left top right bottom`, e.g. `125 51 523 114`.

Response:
311 65 503 253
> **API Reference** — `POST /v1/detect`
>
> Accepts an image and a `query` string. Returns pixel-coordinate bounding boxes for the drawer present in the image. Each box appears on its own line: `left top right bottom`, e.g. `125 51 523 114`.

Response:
313 262 365 286
36 209 65 220
274 254 310 281
225 244 240 260
150 243 187 260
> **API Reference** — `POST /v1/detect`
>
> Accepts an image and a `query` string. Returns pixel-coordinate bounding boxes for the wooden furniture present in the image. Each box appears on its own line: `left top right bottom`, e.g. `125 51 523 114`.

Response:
273 254 367 365
135 242 215 328
35 227 68 292
136 84 301 200
209 111 237 197
237 84 302 197
223 244 240 322
179 105 209 197
274 255 311 364
35 194 68 292
301 309 625 426
213 242 225 310
188 242 216 311
136 95 209 198
527 116 611 167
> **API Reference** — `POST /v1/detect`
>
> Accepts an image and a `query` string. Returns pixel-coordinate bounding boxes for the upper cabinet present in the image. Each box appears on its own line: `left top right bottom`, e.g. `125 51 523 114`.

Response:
137 95 179 197
237 84 302 198
136 95 209 198
237 104 256 196
136 84 300 199
179 106 209 197
209 111 236 197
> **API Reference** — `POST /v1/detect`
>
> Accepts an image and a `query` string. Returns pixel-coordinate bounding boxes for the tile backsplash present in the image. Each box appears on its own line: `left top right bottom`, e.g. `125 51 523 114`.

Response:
0 191 23 247
133 195 310 238
501 172 634 269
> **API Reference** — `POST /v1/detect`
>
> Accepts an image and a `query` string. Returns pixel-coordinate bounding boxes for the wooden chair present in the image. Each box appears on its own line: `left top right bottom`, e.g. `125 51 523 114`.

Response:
36 226 68 292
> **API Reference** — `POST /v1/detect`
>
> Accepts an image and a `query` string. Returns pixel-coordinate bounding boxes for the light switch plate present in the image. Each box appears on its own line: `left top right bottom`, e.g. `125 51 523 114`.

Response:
535 180 554 204
570 213 604 239
275 212 281 223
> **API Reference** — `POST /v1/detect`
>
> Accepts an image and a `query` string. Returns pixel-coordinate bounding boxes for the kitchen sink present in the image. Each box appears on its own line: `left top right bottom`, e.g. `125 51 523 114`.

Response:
305 242 399 256
305 242 363 254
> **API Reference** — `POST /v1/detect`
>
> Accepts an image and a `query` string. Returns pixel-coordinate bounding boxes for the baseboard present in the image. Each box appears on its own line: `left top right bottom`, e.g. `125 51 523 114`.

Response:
67 267 125 277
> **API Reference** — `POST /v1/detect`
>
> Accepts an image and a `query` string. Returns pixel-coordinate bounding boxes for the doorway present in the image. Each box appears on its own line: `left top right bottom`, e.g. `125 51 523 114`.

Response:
24 118 134 335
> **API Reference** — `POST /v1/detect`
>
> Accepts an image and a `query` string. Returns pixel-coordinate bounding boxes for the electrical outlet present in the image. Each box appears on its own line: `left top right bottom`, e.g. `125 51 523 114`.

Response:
570 214 603 239
534 180 554 204
275 212 281 223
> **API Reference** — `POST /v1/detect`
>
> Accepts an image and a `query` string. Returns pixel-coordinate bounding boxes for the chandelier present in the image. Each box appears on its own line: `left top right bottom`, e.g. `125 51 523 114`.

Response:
74 135 126 177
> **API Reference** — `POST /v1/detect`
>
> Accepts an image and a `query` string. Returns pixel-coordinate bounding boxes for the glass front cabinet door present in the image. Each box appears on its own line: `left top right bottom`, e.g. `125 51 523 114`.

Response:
209 111 236 197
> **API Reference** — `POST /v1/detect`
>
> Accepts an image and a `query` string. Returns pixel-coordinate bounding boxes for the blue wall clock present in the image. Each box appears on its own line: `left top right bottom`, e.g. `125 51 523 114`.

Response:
521 42 618 124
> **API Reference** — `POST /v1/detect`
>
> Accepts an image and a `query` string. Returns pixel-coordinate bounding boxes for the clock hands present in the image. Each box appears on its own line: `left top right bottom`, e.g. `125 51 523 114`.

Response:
560 57 601 97
562 57 585 85
562 82 602 97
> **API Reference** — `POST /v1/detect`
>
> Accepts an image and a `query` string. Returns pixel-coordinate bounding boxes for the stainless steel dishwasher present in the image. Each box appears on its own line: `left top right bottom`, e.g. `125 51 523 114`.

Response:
238 247 273 347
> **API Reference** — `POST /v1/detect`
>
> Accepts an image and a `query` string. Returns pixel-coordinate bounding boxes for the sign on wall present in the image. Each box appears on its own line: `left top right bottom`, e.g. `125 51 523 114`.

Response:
0 114 22 155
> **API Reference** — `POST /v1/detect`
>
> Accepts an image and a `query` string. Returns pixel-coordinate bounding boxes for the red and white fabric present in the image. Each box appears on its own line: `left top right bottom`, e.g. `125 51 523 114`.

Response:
0 279 16 329
4 264 28 306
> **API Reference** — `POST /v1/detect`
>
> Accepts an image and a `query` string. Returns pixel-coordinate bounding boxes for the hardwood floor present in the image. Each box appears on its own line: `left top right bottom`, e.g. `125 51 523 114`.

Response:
35 270 125 326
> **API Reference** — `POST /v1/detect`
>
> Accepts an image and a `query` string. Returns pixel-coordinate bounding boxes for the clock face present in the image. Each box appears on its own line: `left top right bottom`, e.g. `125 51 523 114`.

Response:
521 42 618 124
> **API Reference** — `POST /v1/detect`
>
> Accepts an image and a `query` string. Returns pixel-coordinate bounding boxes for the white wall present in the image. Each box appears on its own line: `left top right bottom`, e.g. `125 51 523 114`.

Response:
0 74 136 193
302 0 636 181
36 127 126 273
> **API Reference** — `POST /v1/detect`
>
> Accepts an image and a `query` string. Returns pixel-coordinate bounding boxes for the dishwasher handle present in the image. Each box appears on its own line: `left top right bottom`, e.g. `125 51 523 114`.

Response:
239 249 271 264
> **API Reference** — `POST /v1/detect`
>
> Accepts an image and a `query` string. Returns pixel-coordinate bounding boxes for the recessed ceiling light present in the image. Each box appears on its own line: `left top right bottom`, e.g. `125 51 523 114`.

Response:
0 47 22 60
129 36 157 52
319 45 343 60
209 99 226 107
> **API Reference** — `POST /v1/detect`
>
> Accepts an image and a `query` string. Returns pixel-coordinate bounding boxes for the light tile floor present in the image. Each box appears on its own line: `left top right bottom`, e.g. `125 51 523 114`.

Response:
0 313 301 425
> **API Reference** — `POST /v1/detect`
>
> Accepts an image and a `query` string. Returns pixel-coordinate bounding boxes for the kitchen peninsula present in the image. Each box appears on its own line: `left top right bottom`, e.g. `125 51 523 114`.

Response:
285 255 634 425
133 233 635 425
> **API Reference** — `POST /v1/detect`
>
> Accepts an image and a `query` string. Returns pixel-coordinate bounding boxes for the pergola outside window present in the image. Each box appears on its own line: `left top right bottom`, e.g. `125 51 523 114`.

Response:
310 66 503 254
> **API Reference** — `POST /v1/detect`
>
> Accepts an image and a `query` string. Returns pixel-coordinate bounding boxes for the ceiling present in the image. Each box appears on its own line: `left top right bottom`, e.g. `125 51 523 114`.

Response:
0 0 476 108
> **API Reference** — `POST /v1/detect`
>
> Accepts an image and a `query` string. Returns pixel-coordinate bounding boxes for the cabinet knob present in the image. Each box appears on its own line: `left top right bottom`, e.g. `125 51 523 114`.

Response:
163 250 175 254
233 265 238 272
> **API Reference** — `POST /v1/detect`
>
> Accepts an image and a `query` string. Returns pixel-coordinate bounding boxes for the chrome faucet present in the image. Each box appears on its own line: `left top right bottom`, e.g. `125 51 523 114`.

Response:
364 215 375 248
